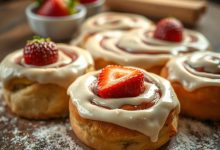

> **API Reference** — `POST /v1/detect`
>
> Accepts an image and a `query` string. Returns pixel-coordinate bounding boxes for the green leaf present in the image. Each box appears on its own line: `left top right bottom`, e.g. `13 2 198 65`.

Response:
36 0 45 7
27 36 51 44
66 0 79 15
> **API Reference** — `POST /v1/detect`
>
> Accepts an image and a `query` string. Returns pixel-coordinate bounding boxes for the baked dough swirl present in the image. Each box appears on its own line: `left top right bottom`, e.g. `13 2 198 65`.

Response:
161 52 220 120
68 68 180 150
0 44 93 88
72 12 153 47
85 28 210 74
0 44 94 119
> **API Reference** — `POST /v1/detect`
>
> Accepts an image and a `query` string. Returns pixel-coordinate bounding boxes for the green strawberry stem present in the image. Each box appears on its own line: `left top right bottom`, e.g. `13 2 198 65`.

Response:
27 36 51 44
67 0 78 14
36 0 45 7
36 0 78 15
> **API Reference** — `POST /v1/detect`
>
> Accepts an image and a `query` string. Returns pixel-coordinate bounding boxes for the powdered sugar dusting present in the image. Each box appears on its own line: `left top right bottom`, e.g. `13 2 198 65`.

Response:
166 118 220 150
0 90 219 149
26 124 83 150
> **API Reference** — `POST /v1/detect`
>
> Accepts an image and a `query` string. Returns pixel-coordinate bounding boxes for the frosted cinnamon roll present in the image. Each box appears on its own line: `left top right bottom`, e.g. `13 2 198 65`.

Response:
0 38 94 119
161 52 220 120
71 12 153 47
86 18 210 74
68 65 180 150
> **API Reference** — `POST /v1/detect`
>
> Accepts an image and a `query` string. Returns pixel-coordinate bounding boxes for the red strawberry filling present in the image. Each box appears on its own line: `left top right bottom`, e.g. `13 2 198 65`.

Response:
97 65 145 98
154 18 183 42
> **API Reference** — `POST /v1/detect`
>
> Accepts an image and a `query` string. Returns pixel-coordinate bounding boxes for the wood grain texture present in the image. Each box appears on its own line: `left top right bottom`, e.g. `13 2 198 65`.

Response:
106 0 207 25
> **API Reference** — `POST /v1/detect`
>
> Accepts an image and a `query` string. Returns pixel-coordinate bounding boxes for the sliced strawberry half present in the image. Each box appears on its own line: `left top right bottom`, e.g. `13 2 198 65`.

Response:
97 65 145 98
36 0 70 17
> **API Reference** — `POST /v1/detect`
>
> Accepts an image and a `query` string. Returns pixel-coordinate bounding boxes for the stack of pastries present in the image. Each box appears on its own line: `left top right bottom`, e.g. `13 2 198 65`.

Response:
0 11 219 150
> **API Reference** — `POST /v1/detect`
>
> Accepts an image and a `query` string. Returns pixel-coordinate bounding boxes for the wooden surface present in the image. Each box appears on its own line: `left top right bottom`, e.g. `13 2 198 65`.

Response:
106 0 207 25
0 0 220 61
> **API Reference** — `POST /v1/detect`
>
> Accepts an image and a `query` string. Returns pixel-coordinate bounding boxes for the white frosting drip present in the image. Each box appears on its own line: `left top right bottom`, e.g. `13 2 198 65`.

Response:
166 52 220 91
86 30 170 69
118 28 209 55
92 82 159 109
68 69 180 142
85 28 209 69
20 51 72 68
187 53 220 73
81 12 153 33
0 44 94 88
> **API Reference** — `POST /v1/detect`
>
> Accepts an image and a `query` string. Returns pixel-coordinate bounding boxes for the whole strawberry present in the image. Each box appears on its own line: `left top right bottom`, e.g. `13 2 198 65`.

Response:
23 36 58 66
154 18 183 42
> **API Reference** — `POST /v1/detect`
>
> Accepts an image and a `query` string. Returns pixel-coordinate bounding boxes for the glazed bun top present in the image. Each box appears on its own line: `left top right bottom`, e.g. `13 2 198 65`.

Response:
85 27 210 69
68 66 180 142
0 44 93 88
81 12 153 33
166 51 220 91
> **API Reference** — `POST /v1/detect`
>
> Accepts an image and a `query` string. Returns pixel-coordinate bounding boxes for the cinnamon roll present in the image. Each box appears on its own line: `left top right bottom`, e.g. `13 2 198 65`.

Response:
161 52 220 120
71 12 153 47
68 65 180 150
0 38 94 119
85 27 209 74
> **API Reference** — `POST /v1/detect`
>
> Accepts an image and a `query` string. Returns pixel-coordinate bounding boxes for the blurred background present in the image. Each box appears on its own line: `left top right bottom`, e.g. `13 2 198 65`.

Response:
0 0 220 61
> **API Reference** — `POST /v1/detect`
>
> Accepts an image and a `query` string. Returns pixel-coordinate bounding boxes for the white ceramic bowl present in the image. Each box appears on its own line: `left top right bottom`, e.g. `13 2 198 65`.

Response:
26 3 87 41
84 0 105 17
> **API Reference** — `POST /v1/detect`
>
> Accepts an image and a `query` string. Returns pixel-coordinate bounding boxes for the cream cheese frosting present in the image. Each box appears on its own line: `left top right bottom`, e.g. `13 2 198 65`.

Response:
0 44 94 88
68 68 180 142
166 52 220 91
85 28 209 69
71 12 153 46
81 12 153 33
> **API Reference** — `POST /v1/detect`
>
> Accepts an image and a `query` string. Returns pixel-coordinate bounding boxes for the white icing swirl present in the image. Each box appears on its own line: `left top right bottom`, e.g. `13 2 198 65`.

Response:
166 52 220 91
20 50 72 68
0 44 94 88
85 28 209 69
81 12 153 33
187 53 220 73
71 12 153 46
118 28 209 55
68 68 180 142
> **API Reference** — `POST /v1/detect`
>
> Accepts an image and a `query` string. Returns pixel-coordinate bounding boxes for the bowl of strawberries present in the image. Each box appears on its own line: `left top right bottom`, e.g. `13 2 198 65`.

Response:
26 0 87 41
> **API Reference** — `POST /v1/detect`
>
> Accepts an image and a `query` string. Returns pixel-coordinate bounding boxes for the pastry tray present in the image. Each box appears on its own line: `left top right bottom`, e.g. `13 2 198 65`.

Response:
0 89 220 150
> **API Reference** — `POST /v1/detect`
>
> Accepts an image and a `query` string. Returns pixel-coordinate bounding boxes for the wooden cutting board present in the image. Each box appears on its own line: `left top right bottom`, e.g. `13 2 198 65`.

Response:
105 0 207 26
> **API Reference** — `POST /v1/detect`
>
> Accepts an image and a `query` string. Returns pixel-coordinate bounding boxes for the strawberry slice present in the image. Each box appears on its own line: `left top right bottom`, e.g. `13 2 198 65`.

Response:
37 0 70 17
153 18 183 42
97 65 145 98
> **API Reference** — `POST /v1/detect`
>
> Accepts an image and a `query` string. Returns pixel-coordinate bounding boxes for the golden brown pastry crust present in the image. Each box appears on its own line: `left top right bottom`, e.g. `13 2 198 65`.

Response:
69 100 179 150
161 67 220 120
94 58 164 75
3 77 69 119
2 64 94 119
